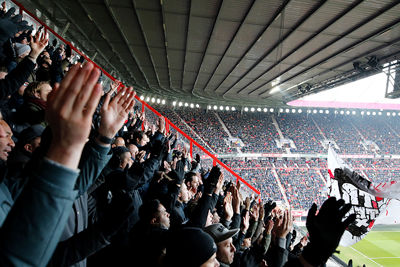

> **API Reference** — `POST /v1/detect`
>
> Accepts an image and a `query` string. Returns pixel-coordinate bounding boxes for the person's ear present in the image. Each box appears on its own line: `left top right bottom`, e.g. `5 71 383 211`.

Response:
24 143 33 153
34 90 41 99
150 218 157 225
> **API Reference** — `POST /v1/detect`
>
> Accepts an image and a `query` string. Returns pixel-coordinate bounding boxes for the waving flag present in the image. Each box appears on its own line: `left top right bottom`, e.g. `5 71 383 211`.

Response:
327 146 390 246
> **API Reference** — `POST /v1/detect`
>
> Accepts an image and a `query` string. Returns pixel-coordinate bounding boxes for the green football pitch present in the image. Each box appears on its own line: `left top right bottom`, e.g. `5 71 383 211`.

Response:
335 226 400 267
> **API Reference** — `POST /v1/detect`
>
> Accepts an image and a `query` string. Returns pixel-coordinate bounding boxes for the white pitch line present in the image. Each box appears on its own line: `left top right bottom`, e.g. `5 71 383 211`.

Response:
349 246 383 267
371 257 400 260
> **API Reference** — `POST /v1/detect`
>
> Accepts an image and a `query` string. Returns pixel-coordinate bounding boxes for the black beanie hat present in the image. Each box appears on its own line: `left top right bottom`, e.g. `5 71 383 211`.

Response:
165 227 217 267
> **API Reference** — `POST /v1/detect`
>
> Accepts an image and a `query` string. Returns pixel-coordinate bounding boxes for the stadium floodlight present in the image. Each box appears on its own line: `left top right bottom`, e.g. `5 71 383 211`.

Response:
313 110 317 114
279 108 283 113
346 111 350 115
178 102 183 107
161 99 166 105
196 104 200 108
378 112 382 115
190 103 194 108
307 110 311 114
151 97 155 103
146 97 150 102
257 108 261 112
325 110 329 114
226 106 230 111
263 108 268 112
372 111 376 116
352 111 356 115
398 112 400 116
219 106 224 111
173 101 177 106
285 108 290 113
244 107 249 112
298 109 302 113
270 108 274 112
340 111 344 115
140 95 145 100
291 109 296 113
156 99 160 104
319 110 323 114
251 107 255 112
213 105 218 110
387 112 391 116
232 107 236 111
366 111 370 115
184 102 188 107
361 111 364 115
207 105 211 109
392 112 396 116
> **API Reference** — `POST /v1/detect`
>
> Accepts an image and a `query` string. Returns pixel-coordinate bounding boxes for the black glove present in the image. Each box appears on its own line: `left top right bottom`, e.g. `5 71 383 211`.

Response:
0 8 32 44
168 158 185 185
203 166 221 195
195 154 200 163
263 200 276 224
99 190 134 238
302 197 356 266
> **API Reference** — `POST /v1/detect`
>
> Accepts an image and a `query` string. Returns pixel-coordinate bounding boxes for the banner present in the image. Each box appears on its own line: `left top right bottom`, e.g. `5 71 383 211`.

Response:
327 146 390 246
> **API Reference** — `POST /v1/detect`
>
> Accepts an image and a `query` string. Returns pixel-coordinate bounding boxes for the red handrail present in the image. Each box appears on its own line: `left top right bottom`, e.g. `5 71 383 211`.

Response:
11 0 260 195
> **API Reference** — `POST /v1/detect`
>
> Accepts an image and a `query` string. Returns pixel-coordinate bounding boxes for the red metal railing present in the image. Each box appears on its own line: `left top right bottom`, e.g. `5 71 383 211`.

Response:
10 0 260 195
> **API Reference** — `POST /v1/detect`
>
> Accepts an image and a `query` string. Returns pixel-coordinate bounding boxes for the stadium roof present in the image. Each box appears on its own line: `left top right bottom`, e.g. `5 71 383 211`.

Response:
19 0 400 106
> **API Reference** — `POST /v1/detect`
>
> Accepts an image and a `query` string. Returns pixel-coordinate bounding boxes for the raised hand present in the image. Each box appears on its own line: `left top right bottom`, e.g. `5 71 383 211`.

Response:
301 197 356 266
223 192 233 221
275 209 293 238
46 63 102 169
265 219 274 234
99 86 136 139
29 30 48 61
231 185 241 214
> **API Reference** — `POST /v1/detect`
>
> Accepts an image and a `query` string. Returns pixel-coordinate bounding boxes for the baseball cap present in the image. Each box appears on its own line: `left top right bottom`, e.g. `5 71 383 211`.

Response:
204 223 239 243
18 124 44 146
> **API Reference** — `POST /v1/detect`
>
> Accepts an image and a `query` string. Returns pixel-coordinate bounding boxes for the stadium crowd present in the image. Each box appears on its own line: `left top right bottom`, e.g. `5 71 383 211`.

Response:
0 7 362 267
